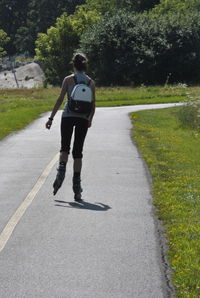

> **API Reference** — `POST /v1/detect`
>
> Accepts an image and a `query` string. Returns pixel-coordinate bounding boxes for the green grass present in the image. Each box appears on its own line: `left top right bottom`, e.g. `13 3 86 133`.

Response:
0 84 192 140
131 107 200 298
96 85 187 106
0 88 57 139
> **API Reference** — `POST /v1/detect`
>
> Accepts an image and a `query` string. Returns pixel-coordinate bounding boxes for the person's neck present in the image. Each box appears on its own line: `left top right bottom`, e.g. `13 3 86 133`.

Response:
74 68 85 74
75 71 85 74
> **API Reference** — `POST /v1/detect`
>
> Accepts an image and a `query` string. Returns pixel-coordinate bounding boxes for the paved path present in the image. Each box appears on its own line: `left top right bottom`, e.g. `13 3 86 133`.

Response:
0 104 179 298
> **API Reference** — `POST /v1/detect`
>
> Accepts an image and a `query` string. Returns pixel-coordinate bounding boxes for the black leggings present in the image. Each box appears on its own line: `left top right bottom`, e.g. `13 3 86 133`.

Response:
60 117 88 159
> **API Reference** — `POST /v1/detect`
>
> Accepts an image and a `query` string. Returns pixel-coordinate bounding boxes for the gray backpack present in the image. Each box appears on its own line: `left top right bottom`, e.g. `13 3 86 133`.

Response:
68 75 92 114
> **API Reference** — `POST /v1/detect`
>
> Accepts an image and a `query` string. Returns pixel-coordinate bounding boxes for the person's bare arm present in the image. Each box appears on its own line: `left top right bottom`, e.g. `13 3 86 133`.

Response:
46 77 68 129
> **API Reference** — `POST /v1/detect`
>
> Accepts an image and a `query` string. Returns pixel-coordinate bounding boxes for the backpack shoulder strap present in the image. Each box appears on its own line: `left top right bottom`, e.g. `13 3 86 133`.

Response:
87 78 91 86
74 73 91 86
73 74 78 85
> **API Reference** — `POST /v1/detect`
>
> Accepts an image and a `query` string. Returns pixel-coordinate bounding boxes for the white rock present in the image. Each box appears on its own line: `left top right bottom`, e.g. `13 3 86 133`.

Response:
0 62 45 89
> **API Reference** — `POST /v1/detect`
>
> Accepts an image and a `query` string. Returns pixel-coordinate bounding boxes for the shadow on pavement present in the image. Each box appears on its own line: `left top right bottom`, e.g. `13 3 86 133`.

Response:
54 200 111 211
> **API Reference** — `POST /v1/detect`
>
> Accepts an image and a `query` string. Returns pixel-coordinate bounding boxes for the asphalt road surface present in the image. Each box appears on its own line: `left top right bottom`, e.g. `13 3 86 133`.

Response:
0 104 179 298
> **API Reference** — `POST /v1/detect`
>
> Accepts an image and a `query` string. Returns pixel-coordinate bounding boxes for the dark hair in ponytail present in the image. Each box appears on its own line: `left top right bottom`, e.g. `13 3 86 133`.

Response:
72 52 88 72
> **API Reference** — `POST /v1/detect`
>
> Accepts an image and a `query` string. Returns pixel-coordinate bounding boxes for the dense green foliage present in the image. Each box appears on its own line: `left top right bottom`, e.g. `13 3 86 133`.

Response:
152 0 200 15
80 11 200 85
1 0 200 85
35 10 99 85
82 0 160 13
0 0 85 55
35 14 79 85
0 0 28 55
0 29 10 57
33 0 200 86
123 0 160 12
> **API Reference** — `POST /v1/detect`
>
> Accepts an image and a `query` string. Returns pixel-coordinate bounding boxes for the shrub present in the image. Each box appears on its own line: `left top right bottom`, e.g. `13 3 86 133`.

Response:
80 11 200 86
178 95 200 130
152 0 200 16
0 29 10 58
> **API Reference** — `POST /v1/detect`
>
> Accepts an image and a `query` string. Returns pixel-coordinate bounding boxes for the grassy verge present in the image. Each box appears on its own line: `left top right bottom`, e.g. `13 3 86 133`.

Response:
0 88 56 139
96 85 187 106
0 84 190 140
131 107 200 298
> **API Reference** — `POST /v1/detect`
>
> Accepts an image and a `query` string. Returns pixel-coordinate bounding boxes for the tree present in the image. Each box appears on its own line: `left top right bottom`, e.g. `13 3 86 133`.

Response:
35 3 100 85
0 29 10 57
27 0 85 35
80 12 154 85
81 0 160 14
82 0 116 14
0 0 29 54
69 4 101 35
116 0 160 12
15 0 86 55
35 14 79 85
152 0 200 15
0 0 86 55
80 11 200 85
14 27 35 55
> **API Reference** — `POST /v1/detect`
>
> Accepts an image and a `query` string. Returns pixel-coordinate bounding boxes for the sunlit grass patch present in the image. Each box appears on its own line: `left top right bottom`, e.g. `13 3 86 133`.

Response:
96 85 187 106
131 107 200 298
0 84 199 140
0 88 57 139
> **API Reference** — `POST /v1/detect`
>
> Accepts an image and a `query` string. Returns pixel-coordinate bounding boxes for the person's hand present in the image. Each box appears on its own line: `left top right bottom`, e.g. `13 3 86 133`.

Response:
46 118 53 129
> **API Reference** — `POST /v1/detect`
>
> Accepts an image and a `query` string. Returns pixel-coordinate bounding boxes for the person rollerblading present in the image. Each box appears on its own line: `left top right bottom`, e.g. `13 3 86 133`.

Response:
53 162 66 195
45 53 95 199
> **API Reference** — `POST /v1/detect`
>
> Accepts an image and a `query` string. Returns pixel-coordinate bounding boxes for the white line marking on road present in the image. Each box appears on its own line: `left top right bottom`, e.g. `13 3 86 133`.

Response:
0 153 59 253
